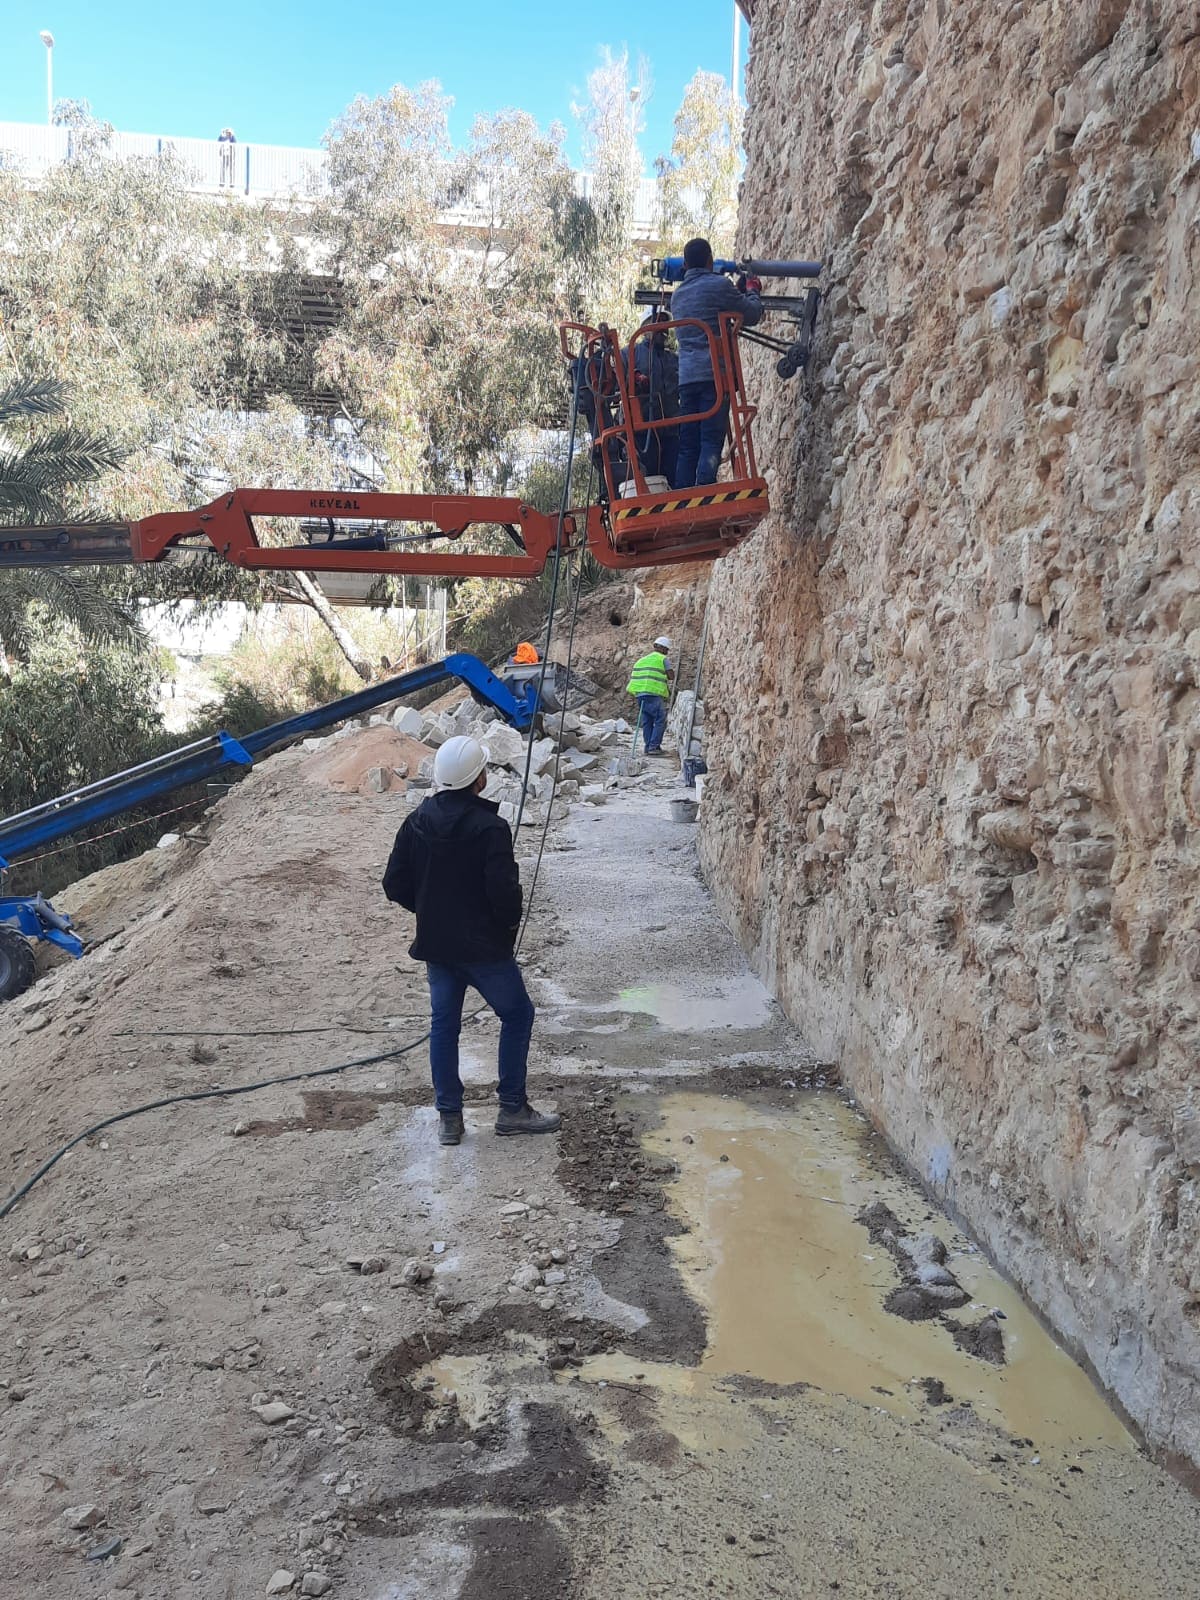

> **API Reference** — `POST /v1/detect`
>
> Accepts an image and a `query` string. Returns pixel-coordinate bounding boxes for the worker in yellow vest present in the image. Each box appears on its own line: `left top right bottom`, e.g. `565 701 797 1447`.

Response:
626 636 674 755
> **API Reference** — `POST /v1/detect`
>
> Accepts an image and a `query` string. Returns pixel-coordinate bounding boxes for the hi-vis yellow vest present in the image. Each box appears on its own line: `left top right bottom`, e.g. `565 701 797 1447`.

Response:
627 652 670 698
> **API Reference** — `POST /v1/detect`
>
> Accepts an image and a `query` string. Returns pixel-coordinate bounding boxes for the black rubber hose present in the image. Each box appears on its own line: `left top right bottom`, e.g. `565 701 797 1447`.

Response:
0 1032 430 1222
0 375 591 1226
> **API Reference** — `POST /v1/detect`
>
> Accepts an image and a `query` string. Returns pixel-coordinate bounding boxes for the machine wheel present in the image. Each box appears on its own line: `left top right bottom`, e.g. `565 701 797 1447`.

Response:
0 925 37 1003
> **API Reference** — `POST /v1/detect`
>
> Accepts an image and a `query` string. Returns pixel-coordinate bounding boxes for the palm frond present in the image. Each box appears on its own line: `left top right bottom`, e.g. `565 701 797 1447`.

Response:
0 376 68 426
0 469 59 520
0 375 138 662
4 426 127 484
0 427 128 516
0 570 144 651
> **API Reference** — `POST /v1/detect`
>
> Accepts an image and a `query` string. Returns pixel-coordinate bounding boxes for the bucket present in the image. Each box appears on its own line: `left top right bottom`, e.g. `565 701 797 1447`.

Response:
669 798 699 824
619 475 670 498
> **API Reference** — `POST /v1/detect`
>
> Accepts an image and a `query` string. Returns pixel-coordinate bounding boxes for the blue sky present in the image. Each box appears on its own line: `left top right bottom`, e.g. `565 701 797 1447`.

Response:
3 0 743 170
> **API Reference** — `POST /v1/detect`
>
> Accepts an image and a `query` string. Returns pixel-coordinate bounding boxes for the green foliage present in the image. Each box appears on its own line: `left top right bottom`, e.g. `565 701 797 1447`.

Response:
0 572 141 662
0 128 300 501
52 99 111 134
212 607 440 715
315 87 602 489
516 430 599 515
187 678 294 740
655 71 743 257
0 626 164 809
0 375 140 663
0 109 331 621
0 621 171 895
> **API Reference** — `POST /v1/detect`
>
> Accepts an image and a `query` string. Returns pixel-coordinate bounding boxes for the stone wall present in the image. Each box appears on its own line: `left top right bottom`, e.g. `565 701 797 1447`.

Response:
702 0 1200 1465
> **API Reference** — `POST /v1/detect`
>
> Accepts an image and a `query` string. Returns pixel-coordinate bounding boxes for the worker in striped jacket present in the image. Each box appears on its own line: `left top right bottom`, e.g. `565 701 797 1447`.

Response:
626 637 675 755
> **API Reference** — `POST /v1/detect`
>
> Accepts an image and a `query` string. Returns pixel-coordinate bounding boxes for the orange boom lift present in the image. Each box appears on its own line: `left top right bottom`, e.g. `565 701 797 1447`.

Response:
0 285 818 584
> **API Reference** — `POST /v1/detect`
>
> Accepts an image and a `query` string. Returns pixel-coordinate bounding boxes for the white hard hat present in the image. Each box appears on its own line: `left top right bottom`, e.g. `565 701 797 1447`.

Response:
434 735 489 790
654 636 672 651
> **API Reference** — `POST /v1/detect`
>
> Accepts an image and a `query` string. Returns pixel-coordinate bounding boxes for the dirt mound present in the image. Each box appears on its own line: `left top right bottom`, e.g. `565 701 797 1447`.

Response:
37 834 197 956
302 726 434 794
947 1314 1008 1366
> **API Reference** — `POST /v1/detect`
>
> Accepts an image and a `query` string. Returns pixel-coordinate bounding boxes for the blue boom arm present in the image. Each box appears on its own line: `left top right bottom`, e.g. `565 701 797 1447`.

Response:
0 652 534 868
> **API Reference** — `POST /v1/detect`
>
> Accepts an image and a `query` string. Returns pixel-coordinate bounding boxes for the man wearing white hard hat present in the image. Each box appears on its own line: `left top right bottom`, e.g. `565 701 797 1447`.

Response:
625 636 675 755
383 735 561 1146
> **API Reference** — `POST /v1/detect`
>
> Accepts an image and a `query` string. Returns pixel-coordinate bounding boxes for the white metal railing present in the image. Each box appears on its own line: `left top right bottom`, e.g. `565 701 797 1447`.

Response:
0 120 663 231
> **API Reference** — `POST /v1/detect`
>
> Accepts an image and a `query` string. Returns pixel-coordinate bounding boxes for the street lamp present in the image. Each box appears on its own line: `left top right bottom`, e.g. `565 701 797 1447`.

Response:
39 31 54 125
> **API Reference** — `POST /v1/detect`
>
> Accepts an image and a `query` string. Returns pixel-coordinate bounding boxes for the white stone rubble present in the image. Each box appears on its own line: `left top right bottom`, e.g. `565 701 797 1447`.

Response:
405 688 645 832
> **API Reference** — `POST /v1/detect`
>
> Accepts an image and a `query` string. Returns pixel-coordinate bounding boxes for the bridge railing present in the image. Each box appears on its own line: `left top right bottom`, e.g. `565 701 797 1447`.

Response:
0 121 664 230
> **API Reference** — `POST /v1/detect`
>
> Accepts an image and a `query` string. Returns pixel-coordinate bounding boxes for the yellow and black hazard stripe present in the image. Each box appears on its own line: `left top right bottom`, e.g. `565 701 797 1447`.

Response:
613 486 766 521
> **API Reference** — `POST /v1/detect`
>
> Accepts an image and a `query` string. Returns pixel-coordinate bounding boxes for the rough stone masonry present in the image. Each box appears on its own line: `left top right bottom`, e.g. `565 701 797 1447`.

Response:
701 0 1200 1467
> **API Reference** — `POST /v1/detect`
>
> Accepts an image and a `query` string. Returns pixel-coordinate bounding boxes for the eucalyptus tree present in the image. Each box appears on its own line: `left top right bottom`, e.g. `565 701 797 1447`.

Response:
571 48 651 332
313 84 601 496
655 70 744 257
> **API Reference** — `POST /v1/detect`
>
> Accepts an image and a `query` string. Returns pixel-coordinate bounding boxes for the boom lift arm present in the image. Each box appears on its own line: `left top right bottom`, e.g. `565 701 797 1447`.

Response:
0 490 580 582
0 270 821 584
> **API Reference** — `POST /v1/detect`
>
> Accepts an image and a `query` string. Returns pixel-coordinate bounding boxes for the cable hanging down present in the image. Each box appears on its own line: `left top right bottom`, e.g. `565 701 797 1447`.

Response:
0 362 590 1225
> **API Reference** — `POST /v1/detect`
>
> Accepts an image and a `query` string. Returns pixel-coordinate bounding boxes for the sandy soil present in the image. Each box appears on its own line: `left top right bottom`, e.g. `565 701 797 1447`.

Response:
303 730 434 796
2 723 1199 1600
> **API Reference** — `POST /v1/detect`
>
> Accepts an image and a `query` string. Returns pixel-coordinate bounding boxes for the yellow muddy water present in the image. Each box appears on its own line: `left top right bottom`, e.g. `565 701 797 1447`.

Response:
576 1093 1134 1456
426 1354 495 1429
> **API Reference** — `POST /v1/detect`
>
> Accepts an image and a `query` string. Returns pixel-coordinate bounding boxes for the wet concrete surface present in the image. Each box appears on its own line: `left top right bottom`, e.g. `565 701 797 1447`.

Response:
439 777 1200 1599
615 974 777 1031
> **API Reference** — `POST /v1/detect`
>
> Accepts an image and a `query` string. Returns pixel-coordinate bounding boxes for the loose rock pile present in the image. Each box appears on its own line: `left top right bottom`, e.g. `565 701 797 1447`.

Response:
379 697 635 829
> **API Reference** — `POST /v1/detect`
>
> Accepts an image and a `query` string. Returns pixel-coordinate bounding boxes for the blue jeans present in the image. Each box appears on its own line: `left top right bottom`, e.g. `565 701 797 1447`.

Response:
673 380 729 488
426 958 534 1113
635 399 678 485
636 694 667 753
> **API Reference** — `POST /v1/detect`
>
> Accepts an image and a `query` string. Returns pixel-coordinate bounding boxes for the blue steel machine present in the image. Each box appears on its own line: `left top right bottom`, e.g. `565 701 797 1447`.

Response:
0 652 543 1002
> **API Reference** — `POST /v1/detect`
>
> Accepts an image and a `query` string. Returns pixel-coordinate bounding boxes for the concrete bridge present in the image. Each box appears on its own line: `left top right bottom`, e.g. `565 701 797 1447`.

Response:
0 119 664 237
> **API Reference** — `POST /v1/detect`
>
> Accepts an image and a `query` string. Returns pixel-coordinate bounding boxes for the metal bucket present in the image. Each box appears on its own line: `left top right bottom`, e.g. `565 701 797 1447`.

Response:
669 798 699 824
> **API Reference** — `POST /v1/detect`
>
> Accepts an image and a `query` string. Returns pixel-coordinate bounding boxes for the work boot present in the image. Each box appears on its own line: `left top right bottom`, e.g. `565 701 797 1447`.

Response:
494 1103 562 1137
438 1111 464 1146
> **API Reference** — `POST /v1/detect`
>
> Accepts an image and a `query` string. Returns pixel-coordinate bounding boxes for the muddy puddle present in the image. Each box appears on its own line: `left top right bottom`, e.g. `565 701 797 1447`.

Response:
427 1355 495 1429
535 975 783 1060
615 976 775 1032
574 1093 1134 1457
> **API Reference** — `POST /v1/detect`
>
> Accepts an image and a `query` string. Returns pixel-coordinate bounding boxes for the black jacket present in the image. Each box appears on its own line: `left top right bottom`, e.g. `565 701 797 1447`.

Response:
382 789 523 965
